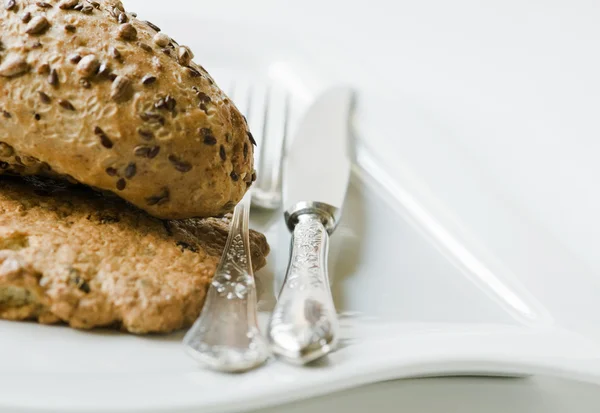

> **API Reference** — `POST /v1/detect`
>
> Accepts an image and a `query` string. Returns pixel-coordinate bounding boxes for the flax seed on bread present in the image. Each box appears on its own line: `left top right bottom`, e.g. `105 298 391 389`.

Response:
0 0 257 219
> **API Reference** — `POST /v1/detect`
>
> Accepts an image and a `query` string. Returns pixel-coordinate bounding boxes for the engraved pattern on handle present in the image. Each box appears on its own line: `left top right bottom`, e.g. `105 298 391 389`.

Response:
267 214 339 363
183 195 269 372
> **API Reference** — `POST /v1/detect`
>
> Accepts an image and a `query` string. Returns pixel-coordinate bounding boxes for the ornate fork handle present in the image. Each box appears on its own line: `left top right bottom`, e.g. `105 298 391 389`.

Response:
183 194 269 372
268 213 339 364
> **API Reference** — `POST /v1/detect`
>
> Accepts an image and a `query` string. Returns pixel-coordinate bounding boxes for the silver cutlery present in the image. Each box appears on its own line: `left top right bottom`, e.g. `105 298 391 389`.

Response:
183 80 289 372
251 88 289 211
267 87 354 364
228 80 289 211
183 191 269 372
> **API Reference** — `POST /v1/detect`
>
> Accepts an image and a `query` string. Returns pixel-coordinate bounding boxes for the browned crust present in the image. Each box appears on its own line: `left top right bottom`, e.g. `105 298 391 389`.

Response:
0 176 269 334
0 0 256 219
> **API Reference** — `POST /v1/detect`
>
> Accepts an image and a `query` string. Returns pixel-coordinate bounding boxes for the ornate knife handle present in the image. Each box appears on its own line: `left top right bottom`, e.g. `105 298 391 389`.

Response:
183 194 269 372
268 204 340 364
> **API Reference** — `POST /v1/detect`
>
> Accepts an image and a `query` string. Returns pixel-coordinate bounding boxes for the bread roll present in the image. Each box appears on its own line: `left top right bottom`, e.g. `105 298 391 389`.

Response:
0 176 269 333
0 0 256 219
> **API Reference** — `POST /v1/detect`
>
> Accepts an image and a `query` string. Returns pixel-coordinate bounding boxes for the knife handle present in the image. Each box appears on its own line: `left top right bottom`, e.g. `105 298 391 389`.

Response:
268 213 339 364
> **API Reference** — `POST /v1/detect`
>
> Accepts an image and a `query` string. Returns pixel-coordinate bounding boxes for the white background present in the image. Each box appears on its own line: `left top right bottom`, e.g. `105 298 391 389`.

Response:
125 1 600 411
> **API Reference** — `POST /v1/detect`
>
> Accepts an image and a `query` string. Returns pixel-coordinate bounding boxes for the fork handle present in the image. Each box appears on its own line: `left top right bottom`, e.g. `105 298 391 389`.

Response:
183 193 269 372
267 213 339 364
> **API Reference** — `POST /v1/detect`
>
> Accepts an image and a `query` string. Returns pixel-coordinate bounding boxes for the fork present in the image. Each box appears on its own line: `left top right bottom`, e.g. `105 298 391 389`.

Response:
230 80 289 211
182 79 288 372
182 191 269 372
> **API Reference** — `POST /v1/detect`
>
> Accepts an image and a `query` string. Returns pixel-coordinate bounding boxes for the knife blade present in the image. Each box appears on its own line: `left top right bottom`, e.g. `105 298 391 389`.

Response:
267 87 354 364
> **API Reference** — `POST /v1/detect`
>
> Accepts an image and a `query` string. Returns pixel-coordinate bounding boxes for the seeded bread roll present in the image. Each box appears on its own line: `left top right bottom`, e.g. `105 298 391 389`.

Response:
0 176 269 334
0 0 256 219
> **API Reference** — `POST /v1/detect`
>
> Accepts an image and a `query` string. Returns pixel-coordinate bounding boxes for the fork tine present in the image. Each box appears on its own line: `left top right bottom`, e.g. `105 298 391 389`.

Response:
226 77 287 211
251 86 288 210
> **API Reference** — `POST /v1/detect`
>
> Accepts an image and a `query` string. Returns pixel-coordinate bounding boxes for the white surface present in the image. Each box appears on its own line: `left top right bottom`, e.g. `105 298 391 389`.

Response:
3 0 600 412
255 377 600 413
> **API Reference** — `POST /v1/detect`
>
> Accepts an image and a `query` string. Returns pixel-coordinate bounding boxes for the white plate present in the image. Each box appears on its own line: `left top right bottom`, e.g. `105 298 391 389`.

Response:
3 2 600 412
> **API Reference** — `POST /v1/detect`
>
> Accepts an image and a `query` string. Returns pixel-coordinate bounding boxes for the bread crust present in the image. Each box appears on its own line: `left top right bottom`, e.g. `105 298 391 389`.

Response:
0 0 256 219
0 176 269 334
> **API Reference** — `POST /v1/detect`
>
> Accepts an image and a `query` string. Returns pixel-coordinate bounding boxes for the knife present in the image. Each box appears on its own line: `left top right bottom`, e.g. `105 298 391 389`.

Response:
267 87 354 364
